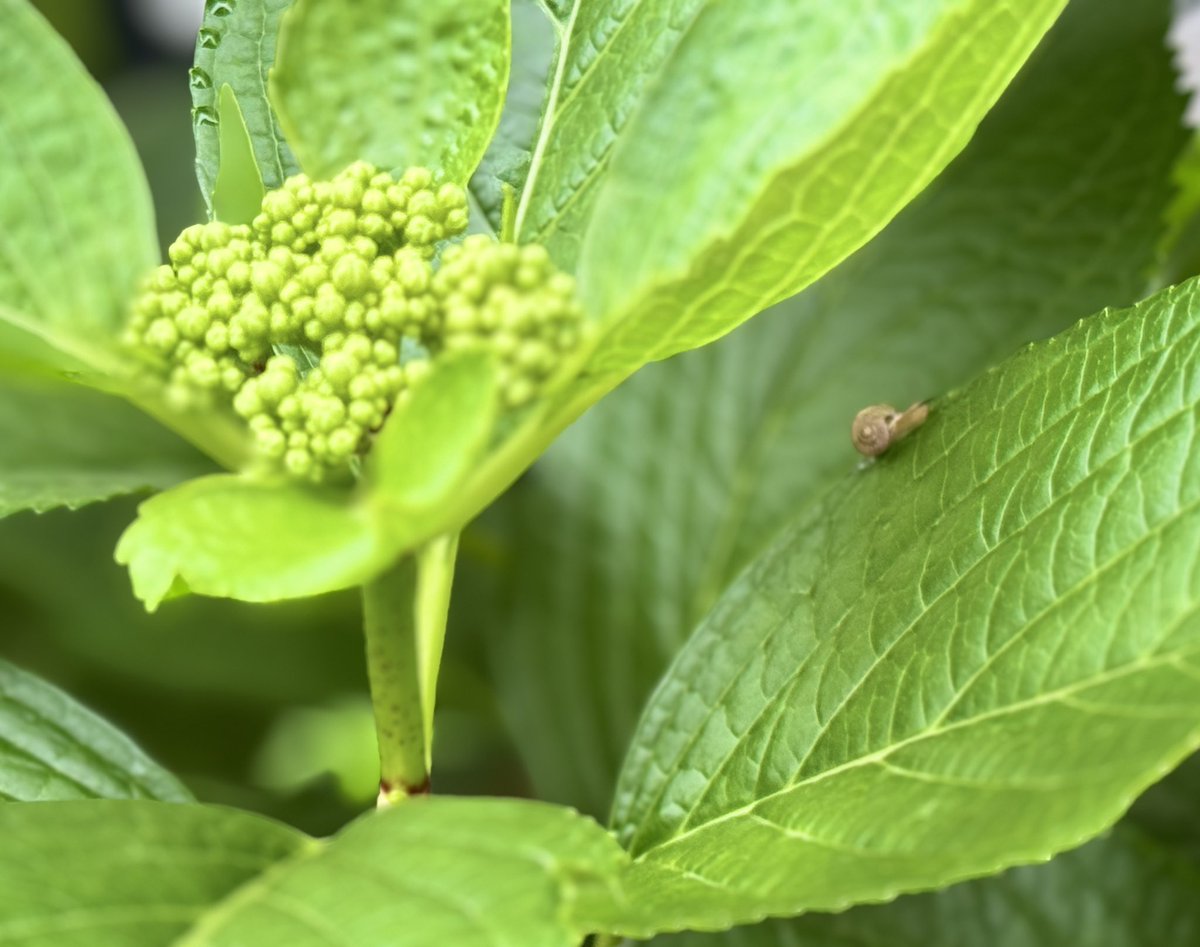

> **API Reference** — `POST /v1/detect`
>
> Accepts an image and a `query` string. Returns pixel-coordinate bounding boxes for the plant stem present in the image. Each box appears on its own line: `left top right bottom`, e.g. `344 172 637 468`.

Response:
361 533 460 805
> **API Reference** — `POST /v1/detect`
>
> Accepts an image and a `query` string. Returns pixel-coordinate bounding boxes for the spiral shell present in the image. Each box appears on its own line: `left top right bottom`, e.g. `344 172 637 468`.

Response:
852 405 900 457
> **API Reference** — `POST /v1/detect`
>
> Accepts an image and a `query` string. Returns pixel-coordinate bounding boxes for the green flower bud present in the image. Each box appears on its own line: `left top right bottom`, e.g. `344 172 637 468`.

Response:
332 255 370 298
251 261 285 300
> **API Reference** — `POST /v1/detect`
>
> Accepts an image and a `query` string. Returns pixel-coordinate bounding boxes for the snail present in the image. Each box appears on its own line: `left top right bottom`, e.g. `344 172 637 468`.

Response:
852 401 929 457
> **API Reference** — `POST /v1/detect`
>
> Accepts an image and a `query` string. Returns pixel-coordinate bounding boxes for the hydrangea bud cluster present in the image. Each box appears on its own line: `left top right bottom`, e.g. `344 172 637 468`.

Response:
124 162 586 483
432 236 587 409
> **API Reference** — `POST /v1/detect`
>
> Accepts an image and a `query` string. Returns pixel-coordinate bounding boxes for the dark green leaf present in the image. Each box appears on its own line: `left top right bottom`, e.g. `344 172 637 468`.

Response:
0 658 191 802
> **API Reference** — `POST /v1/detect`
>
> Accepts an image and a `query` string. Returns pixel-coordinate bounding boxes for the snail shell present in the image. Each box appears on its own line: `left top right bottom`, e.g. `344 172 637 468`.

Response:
852 401 929 458
852 405 901 457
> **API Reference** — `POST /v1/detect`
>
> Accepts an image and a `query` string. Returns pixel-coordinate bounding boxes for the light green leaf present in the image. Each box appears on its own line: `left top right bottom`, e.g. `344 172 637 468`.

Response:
484 0 1185 817
512 0 1068 376
0 0 157 368
114 355 500 612
191 0 300 214
0 801 311 946
179 797 624 946
0 371 213 519
652 829 1200 947
368 351 499 516
213 84 266 225
0 798 626 946
114 474 392 610
270 0 512 184
600 277 1200 931
0 658 191 802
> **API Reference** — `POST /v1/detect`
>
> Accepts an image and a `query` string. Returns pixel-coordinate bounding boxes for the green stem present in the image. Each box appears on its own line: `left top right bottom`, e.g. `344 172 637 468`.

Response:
499 183 518 243
361 533 460 805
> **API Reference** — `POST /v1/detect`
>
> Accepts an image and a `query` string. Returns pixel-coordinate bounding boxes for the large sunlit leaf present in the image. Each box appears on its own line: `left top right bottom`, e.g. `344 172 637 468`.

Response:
0 0 157 368
271 0 511 184
483 0 1185 817
0 371 213 519
652 829 1200 947
0 658 191 802
191 0 300 214
0 798 626 947
513 0 1068 375
115 474 393 610
598 277 1200 931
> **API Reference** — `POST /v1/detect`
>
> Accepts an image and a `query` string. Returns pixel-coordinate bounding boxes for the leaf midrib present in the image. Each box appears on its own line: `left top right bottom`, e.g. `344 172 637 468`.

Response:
512 0 580 238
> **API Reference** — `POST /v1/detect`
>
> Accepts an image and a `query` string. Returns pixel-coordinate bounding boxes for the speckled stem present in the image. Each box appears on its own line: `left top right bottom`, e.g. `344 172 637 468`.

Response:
361 533 459 805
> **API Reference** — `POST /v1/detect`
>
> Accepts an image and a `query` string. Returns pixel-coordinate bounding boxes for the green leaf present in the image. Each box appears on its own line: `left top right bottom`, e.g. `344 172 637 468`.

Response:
212 84 266 225
599 277 1200 930
0 658 192 802
270 0 512 184
0 798 626 946
0 801 311 946
114 355 499 612
0 371 214 519
191 0 300 214
368 351 499 517
114 474 393 611
513 0 1068 376
0 0 157 369
484 0 1186 817
651 829 1200 947
178 797 624 946
468 0 558 233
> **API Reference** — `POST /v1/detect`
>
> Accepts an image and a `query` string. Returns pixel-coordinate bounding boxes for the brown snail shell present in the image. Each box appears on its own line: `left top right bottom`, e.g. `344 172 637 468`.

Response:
852 405 900 457
852 402 929 457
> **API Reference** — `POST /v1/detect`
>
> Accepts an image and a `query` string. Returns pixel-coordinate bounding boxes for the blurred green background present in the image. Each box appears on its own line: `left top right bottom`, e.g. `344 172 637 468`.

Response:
0 0 530 834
